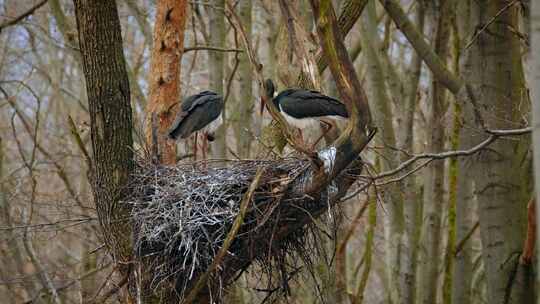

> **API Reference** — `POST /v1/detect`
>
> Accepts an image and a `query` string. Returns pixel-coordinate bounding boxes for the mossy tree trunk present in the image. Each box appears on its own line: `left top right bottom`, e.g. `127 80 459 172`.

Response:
531 3 540 303
451 2 474 303
398 4 424 304
358 3 403 303
209 0 227 158
419 1 452 303
232 0 253 158
467 2 532 303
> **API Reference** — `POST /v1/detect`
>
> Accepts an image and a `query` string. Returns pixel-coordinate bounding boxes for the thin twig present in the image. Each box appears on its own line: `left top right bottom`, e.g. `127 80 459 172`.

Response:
0 217 96 231
341 127 531 201
454 221 479 257
0 0 49 33
67 115 93 170
183 45 243 53
464 0 520 50
222 15 241 105
90 270 129 304
25 262 112 304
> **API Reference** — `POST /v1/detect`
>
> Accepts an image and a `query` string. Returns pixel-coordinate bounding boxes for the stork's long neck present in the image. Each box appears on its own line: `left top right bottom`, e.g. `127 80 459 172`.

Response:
264 78 282 112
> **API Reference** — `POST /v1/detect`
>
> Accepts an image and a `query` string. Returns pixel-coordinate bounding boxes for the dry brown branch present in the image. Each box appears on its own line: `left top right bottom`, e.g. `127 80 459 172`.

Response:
67 115 92 170
455 222 479 257
183 45 243 53
0 0 49 33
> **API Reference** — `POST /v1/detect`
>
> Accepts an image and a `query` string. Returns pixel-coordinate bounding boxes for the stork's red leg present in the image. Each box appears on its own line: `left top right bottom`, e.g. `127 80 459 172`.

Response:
202 133 208 160
193 133 198 161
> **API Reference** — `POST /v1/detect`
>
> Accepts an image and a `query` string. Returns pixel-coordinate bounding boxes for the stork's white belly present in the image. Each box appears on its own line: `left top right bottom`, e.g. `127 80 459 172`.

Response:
202 114 223 133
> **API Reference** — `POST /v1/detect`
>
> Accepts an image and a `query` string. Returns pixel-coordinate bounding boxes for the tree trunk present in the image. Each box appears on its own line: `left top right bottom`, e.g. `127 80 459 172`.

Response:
399 4 424 304
232 0 253 158
359 3 403 303
73 0 134 296
531 1 540 303
209 0 227 158
467 1 532 303
145 0 187 165
419 1 451 303
451 2 474 303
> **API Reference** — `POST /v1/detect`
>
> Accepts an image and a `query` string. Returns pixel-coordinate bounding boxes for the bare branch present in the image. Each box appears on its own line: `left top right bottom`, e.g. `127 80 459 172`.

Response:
0 0 49 33
454 222 479 257
183 45 243 53
342 127 532 201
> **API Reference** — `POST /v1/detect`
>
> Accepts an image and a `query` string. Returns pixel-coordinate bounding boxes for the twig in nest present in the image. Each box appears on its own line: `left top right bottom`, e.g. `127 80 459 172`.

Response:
183 167 266 303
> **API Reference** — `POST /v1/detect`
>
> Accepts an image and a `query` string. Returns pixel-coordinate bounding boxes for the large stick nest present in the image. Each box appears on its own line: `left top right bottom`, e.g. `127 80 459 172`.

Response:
126 155 362 302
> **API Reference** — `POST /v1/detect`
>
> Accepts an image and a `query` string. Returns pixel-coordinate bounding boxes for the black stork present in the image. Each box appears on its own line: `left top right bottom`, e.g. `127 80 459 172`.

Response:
263 79 349 148
168 90 224 160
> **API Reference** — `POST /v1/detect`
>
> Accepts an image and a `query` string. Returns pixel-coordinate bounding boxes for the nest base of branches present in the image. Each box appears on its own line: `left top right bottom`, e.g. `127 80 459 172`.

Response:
127 157 351 302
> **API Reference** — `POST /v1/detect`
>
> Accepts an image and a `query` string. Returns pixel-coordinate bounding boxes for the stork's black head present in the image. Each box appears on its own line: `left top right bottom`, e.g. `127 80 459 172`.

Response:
261 78 278 116
265 79 275 99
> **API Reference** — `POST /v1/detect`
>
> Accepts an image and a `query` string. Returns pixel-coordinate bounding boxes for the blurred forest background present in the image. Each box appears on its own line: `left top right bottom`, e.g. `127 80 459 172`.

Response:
0 0 537 303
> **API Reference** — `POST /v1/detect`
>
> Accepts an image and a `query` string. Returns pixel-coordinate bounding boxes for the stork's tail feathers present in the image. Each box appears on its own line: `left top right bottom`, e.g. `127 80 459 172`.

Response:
168 121 188 140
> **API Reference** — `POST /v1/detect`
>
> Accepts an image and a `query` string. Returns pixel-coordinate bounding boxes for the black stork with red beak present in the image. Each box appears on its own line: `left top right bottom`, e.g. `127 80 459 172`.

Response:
168 90 224 160
262 79 349 148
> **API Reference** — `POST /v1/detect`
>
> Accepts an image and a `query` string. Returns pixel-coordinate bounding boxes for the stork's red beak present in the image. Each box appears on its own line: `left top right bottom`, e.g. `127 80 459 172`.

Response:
259 96 265 116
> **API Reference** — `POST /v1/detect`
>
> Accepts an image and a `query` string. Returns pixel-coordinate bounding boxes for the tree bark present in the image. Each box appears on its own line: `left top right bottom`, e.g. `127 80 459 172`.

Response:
467 2 532 303
451 2 474 303
419 1 452 303
209 0 227 158
531 1 540 303
399 4 425 304
297 0 368 88
232 0 253 158
73 0 134 295
145 0 187 165
358 3 403 303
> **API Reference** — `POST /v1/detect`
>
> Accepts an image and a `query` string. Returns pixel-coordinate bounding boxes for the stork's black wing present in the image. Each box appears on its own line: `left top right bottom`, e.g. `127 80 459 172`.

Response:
168 91 223 139
276 89 349 119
